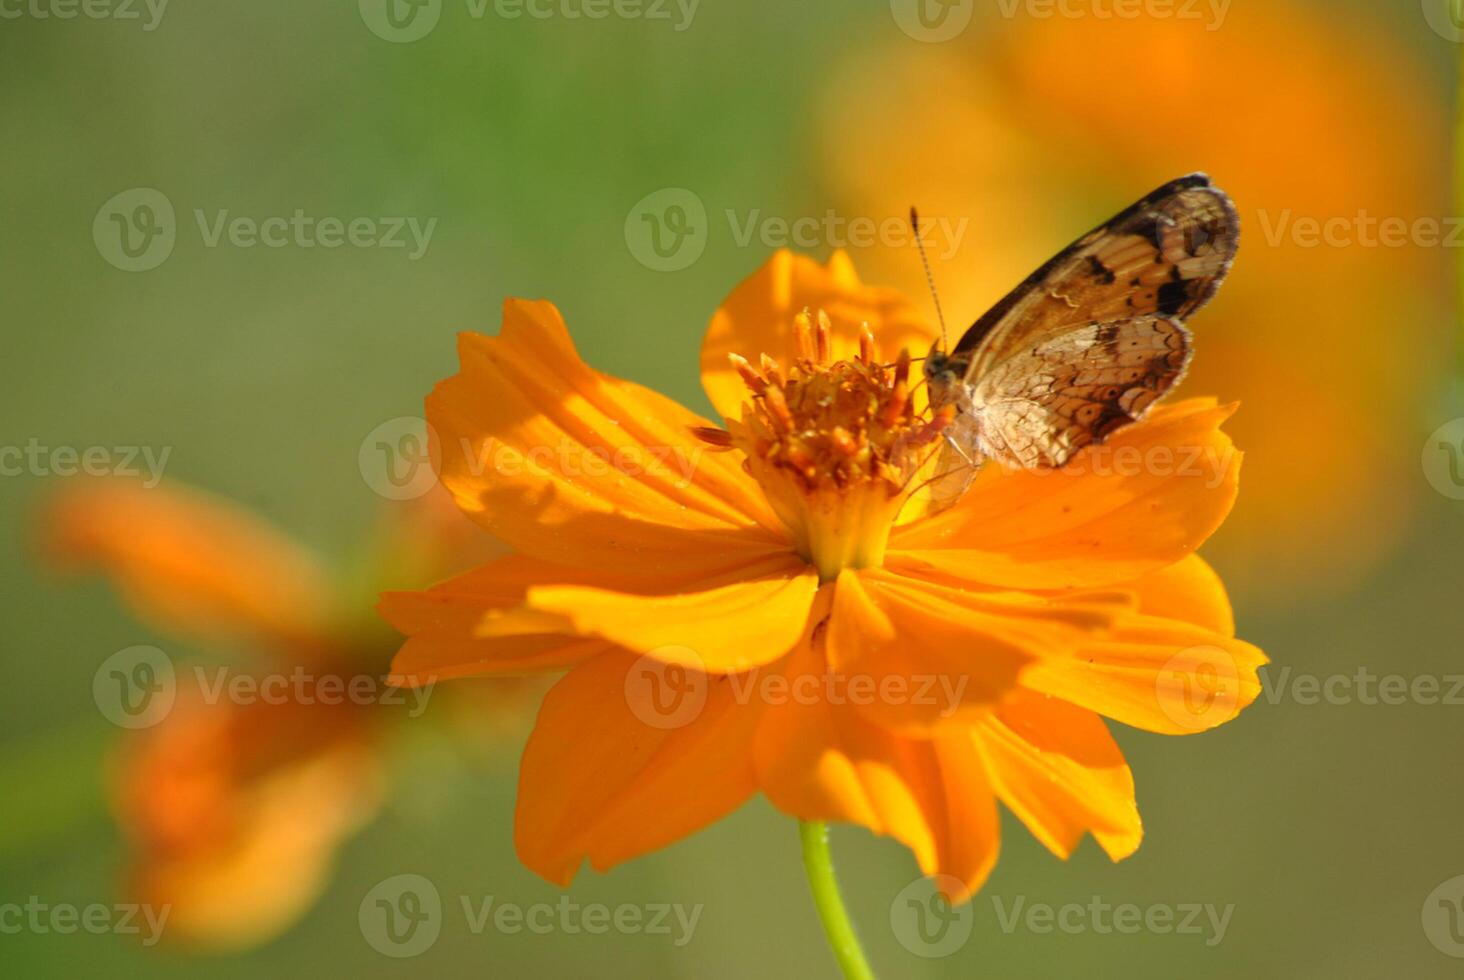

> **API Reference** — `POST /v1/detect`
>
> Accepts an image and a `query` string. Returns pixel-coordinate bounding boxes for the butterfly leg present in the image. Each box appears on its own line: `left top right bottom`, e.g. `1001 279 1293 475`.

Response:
941 430 978 467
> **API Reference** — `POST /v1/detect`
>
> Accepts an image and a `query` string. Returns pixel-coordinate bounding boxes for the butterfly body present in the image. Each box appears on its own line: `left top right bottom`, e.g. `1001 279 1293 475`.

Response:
923 173 1238 492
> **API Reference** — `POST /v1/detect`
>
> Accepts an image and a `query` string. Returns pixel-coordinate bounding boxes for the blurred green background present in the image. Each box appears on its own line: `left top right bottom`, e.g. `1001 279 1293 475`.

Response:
3 0 1464 976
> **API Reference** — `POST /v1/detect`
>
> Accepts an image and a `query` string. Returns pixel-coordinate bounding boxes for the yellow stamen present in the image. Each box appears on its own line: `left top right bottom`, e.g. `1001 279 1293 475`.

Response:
729 309 948 581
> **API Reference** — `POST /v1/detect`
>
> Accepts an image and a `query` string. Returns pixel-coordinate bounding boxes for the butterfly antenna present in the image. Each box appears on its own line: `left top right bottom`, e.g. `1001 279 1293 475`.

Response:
910 206 949 352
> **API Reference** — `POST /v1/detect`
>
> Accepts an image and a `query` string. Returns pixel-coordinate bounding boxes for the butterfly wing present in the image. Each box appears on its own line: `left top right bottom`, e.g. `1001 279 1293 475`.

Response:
967 315 1192 469
951 173 1237 381
921 173 1235 486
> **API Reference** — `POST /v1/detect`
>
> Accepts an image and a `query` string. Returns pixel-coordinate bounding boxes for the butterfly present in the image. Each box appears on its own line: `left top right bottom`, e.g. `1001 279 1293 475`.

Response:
921 172 1239 506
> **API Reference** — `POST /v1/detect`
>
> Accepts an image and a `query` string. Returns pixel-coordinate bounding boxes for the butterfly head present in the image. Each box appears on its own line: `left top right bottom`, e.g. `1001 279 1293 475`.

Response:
923 342 963 393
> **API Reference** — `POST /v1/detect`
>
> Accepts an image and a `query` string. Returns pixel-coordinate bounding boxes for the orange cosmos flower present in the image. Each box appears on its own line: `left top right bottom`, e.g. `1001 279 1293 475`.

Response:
380 250 1266 901
43 479 528 949
818 4 1450 598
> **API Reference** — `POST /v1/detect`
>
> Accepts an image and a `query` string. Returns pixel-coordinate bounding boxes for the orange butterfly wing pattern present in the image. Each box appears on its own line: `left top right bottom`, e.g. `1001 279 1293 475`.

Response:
924 173 1238 487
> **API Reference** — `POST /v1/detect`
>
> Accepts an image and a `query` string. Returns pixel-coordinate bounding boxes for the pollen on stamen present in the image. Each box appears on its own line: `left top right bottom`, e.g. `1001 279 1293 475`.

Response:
829 426 858 457
762 385 794 434
858 324 876 365
725 307 945 578
814 309 832 364
793 309 816 362
729 353 767 395
759 353 786 388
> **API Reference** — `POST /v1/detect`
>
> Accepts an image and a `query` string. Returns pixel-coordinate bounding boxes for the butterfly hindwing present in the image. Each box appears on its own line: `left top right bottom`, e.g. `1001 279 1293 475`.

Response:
967 315 1193 469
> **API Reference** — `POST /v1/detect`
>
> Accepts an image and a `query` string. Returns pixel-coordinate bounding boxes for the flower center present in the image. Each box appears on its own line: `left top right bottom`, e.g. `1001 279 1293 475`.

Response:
718 310 951 582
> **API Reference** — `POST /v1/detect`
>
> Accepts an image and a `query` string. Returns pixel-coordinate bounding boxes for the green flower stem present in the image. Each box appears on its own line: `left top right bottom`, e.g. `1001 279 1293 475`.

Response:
799 820 876 980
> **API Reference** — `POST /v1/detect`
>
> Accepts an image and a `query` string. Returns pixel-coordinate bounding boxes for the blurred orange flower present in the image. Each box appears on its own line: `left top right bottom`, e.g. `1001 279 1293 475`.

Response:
44 479 529 949
380 251 1266 900
820 4 1451 598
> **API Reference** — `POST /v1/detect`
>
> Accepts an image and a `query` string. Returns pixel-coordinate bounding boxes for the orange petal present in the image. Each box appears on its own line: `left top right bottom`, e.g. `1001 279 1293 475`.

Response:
526 557 821 673
431 299 782 570
890 399 1241 590
824 568 1125 733
115 689 379 949
700 250 939 422
514 651 760 885
388 633 611 687
382 552 819 680
753 642 999 902
1020 615 1268 735
42 479 335 656
974 690 1141 862
379 554 642 685
1125 554 1234 635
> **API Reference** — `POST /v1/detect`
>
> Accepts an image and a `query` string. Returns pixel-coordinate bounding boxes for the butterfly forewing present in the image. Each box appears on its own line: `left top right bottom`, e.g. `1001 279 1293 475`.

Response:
953 173 1236 378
